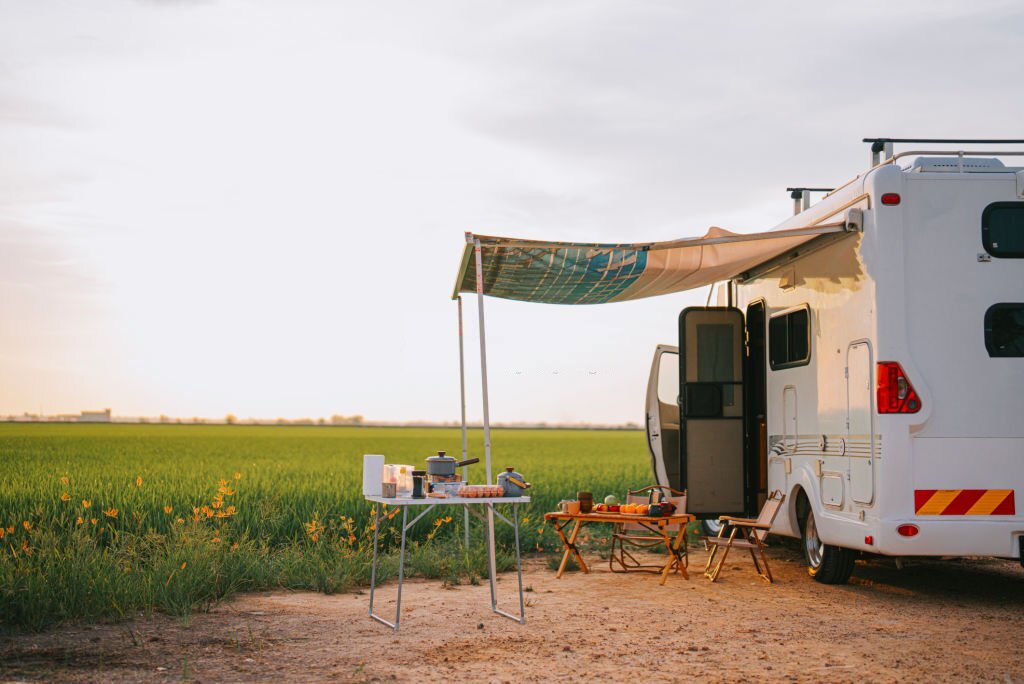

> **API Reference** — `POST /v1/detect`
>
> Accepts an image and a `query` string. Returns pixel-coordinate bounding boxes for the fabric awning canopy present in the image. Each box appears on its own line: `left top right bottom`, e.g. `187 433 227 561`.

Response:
452 220 854 305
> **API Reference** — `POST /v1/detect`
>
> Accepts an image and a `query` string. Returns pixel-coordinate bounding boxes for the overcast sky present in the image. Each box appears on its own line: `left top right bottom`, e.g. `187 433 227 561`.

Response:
2 0 1022 423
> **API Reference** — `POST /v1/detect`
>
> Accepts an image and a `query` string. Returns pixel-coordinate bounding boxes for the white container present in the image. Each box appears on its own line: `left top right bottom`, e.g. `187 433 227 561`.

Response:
362 455 385 496
383 464 414 498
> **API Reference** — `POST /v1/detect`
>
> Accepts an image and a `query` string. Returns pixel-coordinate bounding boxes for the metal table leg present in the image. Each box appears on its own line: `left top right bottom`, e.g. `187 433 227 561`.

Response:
490 503 526 624
369 505 409 631
368 504 381 619
486 503 498 610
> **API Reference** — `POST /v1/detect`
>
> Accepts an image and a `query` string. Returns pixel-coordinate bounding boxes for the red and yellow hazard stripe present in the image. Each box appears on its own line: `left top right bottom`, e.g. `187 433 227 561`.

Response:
914 489 1015 516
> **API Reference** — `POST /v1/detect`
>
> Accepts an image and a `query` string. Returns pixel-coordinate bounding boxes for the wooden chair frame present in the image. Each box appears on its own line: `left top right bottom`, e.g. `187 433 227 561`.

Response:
609 486 688 574
703 489 785 583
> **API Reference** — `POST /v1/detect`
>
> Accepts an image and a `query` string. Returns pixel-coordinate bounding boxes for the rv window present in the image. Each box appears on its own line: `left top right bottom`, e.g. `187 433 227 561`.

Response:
982 202 1024 258
769 307 811 370
985 303 1024 357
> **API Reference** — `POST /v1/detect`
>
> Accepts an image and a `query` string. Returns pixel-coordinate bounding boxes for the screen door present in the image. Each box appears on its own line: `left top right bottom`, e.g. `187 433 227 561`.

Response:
679 307 746 516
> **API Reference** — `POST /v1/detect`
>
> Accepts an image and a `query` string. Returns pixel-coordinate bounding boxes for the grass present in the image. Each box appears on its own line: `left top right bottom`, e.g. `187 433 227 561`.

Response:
0 423 648 631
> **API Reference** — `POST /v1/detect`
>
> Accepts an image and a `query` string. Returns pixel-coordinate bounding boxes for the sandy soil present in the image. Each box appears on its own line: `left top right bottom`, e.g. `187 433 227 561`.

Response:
4 544 1024 683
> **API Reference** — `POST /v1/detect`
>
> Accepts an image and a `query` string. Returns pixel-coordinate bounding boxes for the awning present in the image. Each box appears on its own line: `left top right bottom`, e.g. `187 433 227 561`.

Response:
452 220 856 304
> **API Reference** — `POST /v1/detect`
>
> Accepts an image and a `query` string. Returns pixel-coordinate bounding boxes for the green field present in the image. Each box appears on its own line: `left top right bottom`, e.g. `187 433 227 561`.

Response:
0 424 648 630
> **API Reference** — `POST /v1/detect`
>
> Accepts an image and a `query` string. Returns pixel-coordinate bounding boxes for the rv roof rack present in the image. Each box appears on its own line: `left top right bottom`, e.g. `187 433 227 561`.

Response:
864 138 1024 165
786 187 835 215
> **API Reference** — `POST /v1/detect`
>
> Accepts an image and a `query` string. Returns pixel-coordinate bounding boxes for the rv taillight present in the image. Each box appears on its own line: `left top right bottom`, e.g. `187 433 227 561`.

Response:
897 524 919 537
881 193 901 205
877 361 922 414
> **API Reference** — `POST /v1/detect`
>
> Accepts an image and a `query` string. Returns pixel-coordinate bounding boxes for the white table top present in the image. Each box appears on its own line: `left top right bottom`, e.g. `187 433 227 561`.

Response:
365 495 531 506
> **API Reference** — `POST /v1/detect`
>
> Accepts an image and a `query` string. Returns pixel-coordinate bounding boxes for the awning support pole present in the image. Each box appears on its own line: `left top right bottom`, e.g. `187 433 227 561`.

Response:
473 240 493 485
457 295 470 548
474 238 498 590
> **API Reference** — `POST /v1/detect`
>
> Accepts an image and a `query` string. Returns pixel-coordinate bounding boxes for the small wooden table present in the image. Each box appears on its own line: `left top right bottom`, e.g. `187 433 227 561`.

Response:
544 511 695 585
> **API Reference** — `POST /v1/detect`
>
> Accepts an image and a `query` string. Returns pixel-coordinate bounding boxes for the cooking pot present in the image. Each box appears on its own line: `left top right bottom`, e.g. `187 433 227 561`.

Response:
498 466 531 497
425 450 479 477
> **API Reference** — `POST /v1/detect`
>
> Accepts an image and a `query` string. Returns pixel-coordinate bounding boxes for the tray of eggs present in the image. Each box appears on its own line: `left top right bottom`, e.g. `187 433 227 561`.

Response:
457 485 504 498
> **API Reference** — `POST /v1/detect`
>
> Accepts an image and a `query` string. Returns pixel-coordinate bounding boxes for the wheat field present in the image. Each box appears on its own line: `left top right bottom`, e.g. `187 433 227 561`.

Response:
0 424 648 630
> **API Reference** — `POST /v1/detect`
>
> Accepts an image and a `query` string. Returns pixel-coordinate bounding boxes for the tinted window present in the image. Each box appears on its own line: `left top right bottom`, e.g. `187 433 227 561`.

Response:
769 307 811 369
985 303 1024 357
656 351 678 405
696 323 736 406
982 203 1024 258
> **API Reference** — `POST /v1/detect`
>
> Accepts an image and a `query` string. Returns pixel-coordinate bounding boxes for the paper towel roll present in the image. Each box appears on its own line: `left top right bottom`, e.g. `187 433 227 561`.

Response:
362 454 385 496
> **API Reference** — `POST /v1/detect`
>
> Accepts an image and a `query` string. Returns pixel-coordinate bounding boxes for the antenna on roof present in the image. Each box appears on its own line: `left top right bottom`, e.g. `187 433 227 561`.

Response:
786 187 835 215
863 138 1024 166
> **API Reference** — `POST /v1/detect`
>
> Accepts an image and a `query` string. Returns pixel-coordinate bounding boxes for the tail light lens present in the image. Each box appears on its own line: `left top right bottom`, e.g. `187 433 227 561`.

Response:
881 193 902 205
897 524 919 537
877 361 922 413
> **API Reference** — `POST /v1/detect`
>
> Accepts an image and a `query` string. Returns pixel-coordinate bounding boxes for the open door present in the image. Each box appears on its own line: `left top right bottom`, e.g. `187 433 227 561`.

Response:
646 344 681 490
679 307 747 517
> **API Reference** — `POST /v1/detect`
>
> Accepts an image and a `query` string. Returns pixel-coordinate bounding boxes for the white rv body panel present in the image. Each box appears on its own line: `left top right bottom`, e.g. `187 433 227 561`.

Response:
730 160 1024 559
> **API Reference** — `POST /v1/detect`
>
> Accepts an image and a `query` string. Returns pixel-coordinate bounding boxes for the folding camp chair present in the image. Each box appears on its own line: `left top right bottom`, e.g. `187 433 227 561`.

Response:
703 489 785 583
609 486 688 574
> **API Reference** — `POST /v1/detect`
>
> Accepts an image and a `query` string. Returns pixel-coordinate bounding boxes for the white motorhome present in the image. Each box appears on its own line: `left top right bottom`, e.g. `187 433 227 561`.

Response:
645 138 1024 583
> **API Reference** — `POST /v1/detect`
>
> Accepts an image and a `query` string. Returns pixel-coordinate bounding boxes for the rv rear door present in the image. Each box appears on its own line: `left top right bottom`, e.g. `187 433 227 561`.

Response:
679 307 747 517
646 345 680 490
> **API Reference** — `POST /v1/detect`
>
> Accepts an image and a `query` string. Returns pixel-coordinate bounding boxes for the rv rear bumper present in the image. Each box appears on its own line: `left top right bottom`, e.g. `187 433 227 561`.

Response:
874 518 1024 559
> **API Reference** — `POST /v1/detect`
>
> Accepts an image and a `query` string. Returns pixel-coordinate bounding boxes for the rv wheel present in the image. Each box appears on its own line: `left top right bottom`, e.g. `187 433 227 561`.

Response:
700 519 725 538
801 508 855 584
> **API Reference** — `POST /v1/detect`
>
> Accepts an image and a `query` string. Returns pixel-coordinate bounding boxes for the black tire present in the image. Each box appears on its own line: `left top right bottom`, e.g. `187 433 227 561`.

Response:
701 519 725 538
801 506 855 584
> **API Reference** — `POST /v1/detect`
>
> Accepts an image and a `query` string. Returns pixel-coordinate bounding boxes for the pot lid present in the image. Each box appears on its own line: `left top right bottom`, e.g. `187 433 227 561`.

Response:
426 450 454 462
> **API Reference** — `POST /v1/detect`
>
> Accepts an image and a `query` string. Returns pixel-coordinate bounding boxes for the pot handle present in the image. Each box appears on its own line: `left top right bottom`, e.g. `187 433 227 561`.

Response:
455 457 480 468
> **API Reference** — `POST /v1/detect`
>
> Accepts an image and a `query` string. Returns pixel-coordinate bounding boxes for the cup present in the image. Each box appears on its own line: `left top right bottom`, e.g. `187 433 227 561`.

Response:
577 491 594 514
566 500 581 515
381 482 397 498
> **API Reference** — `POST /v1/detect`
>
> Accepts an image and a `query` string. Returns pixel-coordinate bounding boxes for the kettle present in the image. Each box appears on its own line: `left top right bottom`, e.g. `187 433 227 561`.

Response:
498 466 531 497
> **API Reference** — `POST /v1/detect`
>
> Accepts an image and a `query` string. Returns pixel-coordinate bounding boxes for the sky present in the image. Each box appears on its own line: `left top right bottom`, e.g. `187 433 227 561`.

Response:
2 0 1023 424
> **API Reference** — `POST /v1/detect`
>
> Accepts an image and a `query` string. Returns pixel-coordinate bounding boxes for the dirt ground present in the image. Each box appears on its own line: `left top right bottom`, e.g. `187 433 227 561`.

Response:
4 544 1024 683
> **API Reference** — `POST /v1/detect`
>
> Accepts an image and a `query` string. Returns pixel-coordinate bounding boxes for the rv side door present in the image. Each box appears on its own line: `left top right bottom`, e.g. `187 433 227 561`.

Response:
646 344 681 490
679 307 747 517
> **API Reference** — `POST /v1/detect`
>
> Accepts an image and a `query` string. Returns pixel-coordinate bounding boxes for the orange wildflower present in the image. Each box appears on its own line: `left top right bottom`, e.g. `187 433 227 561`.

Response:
82 500 91 509
0 528 4 539
60 476 69 485
22 520 31 531
180 562 187 570
76 517 84 525
234 472 242 480
136 476 143 487
164 506 173 514
60 493 71 502
90 518 97 525
104 508 118 519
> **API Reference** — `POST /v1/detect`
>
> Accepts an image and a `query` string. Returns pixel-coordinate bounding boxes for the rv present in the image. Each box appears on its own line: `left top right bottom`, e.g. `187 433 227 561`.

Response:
645 138 1024 583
